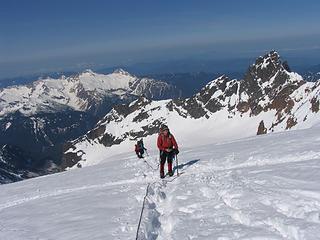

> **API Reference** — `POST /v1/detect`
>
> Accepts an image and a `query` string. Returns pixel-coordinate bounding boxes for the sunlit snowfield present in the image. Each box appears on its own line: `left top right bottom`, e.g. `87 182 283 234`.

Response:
1 124 320 239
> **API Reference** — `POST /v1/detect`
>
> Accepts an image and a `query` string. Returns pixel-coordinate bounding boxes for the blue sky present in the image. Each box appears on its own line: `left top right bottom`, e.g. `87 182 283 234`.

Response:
1 0 320 78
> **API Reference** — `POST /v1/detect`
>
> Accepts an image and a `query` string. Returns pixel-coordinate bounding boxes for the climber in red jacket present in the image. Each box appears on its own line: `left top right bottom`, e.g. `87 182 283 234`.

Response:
157 124 179 178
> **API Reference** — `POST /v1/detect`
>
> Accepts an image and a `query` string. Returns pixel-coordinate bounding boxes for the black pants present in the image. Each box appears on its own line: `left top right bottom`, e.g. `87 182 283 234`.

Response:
160 151 174 164
136 149 144 158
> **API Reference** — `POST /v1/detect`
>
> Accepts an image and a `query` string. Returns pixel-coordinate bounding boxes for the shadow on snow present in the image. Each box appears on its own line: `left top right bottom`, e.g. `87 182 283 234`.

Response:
173 159 200 174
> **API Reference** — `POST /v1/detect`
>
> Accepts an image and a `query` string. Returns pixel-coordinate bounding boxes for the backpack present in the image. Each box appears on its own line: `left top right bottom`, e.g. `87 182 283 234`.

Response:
137 140 144 149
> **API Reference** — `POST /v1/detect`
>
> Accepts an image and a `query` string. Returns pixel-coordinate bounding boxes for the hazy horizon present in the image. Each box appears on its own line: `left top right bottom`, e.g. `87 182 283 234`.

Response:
1 0 320 79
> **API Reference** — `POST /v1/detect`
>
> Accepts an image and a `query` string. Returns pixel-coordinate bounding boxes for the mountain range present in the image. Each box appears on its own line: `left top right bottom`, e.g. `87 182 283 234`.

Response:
0 69 177 183
1 50 320 183
63 51 320 168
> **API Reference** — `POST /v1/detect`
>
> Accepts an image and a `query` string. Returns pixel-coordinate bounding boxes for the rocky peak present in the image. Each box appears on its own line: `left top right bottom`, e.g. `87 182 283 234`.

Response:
255 51 281 69
244 51 283 86
171 75 240 119
80 69 96 77
97 96 152 126
199 75 232 95
113 96 151 118
239 51 305 115
112 68 132 76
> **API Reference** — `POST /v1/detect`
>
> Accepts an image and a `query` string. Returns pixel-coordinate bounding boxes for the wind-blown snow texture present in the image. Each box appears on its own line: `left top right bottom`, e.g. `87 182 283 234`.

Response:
0 124 320 239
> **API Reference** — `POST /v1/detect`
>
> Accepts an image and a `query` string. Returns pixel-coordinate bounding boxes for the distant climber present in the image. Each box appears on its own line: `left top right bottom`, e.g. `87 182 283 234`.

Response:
135 139 147 158
157 124 179 178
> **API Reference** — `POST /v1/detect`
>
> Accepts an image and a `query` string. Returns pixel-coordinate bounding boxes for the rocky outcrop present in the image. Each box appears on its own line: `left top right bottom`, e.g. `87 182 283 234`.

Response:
311 97 319 113
257 121 267 135
239 51 304 116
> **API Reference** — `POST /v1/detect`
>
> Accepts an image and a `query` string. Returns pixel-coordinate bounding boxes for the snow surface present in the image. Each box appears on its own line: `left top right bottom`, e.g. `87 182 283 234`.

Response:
1 124 320 239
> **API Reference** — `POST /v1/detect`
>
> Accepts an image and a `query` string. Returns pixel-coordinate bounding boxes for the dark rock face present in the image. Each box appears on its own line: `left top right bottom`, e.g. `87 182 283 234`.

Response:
0 144 59 184
311 97 319 113
141 120 163 135
237 102 250 113
257 121 267 135
100 133 122 147
174 98 207 119
112 97 151 118
87 125 106 140
282 61 291 72
173 76 239 118
61 143 84 169
286 116 298 129
133 111 150 123
238 51 304 116
197 76 229 113
0 111 93 174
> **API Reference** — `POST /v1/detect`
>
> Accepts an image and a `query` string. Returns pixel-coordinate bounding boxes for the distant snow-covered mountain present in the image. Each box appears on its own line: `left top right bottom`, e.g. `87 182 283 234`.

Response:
0 69 178 183
63 51 320 168
0 68 177 117
303 71 320 82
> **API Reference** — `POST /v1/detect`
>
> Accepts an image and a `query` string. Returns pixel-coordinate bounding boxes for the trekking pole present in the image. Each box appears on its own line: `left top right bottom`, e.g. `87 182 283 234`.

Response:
175 154 179 176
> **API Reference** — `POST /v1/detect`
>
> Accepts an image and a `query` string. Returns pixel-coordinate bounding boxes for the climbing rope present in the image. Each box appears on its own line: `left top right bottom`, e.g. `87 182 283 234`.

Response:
143 158 160 171
135 183 151 240
135 155 182 239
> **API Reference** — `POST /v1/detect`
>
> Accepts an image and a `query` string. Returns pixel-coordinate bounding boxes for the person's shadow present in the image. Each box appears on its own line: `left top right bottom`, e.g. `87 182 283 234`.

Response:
173 159 200 174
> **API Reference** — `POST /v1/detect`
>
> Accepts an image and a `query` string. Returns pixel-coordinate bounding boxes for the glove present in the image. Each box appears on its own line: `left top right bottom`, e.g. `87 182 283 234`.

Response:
165 148 173 152
174 149 179 155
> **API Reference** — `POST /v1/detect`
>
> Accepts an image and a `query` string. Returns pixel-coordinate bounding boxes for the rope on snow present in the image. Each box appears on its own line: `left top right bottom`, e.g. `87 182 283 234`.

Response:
143 158 160 171
135 183 151 240
135 155 181 239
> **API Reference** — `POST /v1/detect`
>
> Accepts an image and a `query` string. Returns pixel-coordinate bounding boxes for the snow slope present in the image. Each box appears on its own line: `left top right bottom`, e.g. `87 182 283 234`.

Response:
1 124 320 239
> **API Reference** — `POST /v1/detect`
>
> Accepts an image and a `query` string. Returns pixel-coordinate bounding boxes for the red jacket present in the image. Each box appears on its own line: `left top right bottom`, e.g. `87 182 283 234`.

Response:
157 133 178 152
